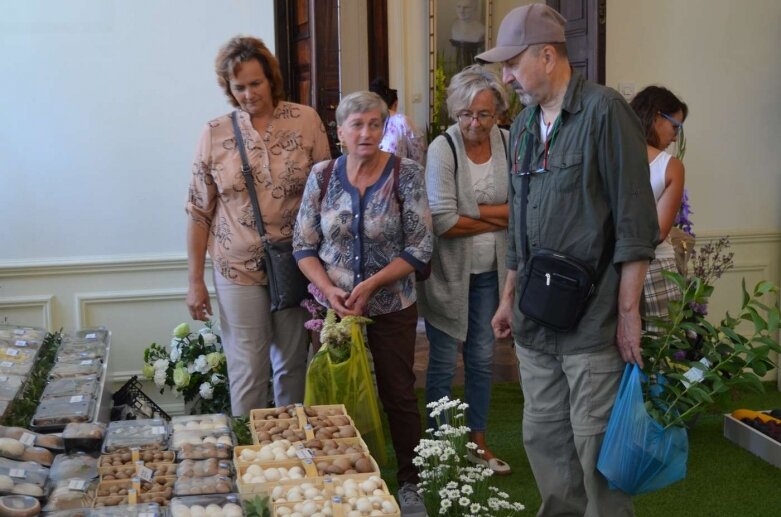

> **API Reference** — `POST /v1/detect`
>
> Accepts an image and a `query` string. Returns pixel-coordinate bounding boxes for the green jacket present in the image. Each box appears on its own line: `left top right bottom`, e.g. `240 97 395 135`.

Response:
508 71 659 354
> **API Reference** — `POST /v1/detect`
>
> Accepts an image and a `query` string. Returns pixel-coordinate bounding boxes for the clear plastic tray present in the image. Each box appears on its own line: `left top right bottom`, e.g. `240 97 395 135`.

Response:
0 346 37 364
170 430 235 451
0 376 24 402
0 426 64 451
69 328 110 344
176 443 231 461
0 494 41 516
62 422 105 454
48 360 103 379
173 475 234 497
0 462 49 488
0 360 33 377
0 324 46 341
30 398 95 430
170 414 231 433
103 419 169 453
90 502 163 516
98 450 176 468
42 478 97 512
48 452 99 481
176 459 232 478
42 376 99 399
169 493 243 517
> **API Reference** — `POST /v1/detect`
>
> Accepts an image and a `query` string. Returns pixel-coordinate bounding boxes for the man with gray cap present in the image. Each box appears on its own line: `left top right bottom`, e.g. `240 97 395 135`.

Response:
480 4 658 516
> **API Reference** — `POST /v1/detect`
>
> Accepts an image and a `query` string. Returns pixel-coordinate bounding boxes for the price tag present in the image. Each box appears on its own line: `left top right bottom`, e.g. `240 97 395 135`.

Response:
13 329 25 335
0 376 7 382
137 465 154 482
19 432 36 447
70 395 84 403
85 333 97 339
0 361 13 368
14 340 27 347
6 348 19 357
151 426 166 435
682 357 712 388
9 469 25 478
80 360 93 365
68 479 87 491
296 448 315 460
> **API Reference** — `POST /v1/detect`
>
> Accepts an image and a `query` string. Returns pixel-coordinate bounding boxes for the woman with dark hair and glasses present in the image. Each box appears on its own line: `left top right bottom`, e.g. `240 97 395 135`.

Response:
630 85 688 332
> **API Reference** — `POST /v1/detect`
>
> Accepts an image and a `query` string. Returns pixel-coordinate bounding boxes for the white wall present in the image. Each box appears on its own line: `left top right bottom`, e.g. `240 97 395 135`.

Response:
0 0 276 413
606 0 781 234
0 0 276 262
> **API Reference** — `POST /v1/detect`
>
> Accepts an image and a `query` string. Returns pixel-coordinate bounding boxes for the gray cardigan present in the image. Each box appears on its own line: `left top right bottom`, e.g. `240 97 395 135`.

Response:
417 123 509 341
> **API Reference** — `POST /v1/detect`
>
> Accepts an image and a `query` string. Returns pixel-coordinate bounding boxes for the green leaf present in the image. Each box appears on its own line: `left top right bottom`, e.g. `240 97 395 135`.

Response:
754 280 778 296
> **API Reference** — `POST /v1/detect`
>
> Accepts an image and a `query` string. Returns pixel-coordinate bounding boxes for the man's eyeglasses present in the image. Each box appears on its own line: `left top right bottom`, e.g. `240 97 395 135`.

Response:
456 111 495 124
659 112 684 133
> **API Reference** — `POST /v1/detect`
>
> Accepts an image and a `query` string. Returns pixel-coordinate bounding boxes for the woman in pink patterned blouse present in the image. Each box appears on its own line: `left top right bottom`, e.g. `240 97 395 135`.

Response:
185 36 330 416
369 78 427 165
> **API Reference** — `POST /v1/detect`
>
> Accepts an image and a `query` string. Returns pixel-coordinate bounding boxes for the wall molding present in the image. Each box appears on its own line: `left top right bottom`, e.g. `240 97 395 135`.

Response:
0 295 54 329
0 253 215 278
74 287 214 329
694 230 781 245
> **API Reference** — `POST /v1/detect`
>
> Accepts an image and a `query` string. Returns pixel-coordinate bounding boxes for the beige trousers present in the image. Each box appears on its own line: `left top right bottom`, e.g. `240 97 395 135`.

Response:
214 271 308 416
516 344 634 517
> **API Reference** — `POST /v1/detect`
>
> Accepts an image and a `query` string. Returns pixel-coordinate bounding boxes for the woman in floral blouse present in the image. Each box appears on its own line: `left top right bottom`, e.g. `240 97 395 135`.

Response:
185 36 330 416
293 91 432 515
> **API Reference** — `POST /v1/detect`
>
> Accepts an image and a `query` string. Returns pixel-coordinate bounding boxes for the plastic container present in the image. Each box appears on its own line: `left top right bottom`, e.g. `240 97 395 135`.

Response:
0 462 50 492
70 328 110 344
0 425 65 452
0 360 33 377
62 422 106 454
103 419 169 453
0 378 24 402
98 450 175 468
173 475 234 497
170 429 235 451
176 443 231 461
49 453 99 481
42 478 97 512
0 494 41 516
0 437 55 465
169 493 244 517
0 346 36 364
99 462 177 482
170 413 231 433
89 502 163 516
30 398 95 431
42 376 99 400
48 359 103 379
176 459 232 478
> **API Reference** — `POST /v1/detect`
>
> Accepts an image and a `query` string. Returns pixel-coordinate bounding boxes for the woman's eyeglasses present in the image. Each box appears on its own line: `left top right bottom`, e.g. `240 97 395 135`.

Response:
659 112 683 134
456 111 495 124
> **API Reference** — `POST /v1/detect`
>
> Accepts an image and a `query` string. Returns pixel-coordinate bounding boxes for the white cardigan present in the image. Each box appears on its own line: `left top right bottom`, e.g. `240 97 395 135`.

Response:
417 123 509 341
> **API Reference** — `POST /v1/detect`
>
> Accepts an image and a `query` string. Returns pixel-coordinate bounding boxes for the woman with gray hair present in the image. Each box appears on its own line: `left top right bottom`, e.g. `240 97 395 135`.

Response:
418 65 511 474
293 91 432 515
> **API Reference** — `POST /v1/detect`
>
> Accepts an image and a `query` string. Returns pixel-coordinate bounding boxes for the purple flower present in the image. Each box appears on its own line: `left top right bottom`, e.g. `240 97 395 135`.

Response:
672 350 687 361
304 319 324 332
688 302 708 316
674 189 695 237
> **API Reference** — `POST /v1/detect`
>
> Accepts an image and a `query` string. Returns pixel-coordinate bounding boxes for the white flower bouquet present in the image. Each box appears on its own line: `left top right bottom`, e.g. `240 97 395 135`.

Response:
413 397 525 516
143 322 230 415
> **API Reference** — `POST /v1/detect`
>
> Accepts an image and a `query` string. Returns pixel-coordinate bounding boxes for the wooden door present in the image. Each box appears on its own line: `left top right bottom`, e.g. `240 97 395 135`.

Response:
547 0 605 84
275 0 341 156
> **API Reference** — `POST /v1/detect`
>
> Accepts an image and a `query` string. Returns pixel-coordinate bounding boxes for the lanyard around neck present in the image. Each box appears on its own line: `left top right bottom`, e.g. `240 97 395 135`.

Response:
513 108 562 175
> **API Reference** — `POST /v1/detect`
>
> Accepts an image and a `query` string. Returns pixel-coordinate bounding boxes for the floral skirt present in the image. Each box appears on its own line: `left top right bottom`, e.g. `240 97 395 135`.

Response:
642 257 680 333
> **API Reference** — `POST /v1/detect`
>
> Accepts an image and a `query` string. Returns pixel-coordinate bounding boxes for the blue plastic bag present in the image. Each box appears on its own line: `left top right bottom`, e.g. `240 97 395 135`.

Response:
597 363 688 495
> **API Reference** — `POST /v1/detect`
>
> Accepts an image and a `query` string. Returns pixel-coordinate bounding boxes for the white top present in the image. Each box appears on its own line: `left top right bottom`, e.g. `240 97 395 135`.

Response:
649 151 676 260
467 155 498 273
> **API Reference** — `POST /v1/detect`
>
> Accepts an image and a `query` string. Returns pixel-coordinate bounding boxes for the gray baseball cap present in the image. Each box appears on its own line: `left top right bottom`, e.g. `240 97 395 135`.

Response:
475 4 567 64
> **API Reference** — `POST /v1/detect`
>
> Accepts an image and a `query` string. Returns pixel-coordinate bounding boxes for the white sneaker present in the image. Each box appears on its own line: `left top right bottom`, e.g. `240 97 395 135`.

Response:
397 482 427 517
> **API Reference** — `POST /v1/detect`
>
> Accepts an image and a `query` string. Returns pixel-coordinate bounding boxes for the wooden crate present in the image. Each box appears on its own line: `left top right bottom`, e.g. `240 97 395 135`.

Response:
236 459 319 495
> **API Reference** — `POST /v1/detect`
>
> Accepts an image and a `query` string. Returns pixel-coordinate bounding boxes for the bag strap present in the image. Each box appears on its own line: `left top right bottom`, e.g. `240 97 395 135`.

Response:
518 118 612 280
231 111 267 242
317 158 338 204
443 132 458 176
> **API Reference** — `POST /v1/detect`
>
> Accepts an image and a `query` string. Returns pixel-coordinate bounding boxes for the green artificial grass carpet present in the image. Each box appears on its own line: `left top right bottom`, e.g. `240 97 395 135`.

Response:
379 382 781 516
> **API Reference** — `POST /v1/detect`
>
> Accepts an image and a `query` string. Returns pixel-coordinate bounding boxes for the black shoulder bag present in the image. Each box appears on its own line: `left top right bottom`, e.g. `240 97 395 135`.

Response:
516 126 610 332
231 111 309 312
